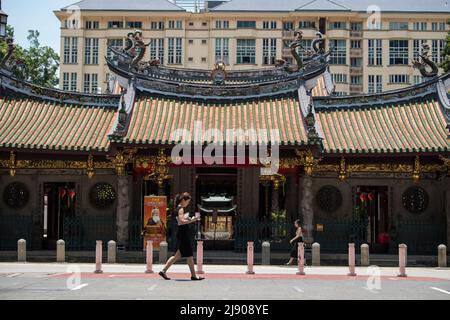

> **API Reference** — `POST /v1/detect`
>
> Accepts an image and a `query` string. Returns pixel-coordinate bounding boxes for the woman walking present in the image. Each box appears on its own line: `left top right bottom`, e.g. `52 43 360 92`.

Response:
286 219 304 266
159 192 204 281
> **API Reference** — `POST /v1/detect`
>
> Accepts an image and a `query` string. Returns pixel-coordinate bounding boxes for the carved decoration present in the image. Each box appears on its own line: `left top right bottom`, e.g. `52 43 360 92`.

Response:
89 183 117 209
295 149 322 176
412 44 439 78
412 156 421 182
3 182 29 209
86 155 95 179
402 186 428 214
316 185 342 213
109 149 137 176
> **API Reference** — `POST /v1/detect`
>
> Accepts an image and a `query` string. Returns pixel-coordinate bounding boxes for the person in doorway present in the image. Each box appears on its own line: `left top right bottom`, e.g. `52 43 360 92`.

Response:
286 219 305 266
159 192 204 281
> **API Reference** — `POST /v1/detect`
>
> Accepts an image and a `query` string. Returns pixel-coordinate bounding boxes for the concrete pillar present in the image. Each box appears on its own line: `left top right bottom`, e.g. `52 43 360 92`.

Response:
145 240 154 274
300 175 314 244
196 241 205 274
116 176 130 248
312 242 320 266
398 243 407 277
94 240 103 274
438 244 447 268
361 243 370 267
159 241 168 264
348 243 356 276
296 242 305 275
261 241 271 265
108 240 117 264
17 239 26 262
246 241 255 274
56 240 65 263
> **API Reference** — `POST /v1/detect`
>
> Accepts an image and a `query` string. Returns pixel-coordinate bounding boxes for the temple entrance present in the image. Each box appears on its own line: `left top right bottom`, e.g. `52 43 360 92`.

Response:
42 182 76 249
195 167 237 250
355 186 389 251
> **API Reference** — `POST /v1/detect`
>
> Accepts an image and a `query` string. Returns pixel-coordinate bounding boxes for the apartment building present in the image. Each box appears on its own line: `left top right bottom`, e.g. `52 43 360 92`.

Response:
54 0 450 94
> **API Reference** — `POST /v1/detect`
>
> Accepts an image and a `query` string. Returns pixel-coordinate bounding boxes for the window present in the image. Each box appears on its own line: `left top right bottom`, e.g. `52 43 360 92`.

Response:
263 38 277 65
149 38 164 64
237 21 256 29
263 21 277 29
85 21 99 29
201 57 207 62
368 75 382 93
202 40 207 45
127 21 142 29
84 38 99 65
64 19 78 29
432 40 445 64
202 22 208 27
328 22 346 30
216 21 221 29
413 22 427 31
151 21 164 30
70 73 77 91
389 74 409 84
350 76 362 84
432 22 446 31
389 22 408 30
215 38 229 64
168 20 183 29
189 22 194 27
330 39 346 65
188 57 193 62
414 75 424 85
83 74 98 93
63 72 69 91
107 39 124 59
350 58 362 67
368 39 382 66
168 38 182 64
298 39 312 58
64 37 78 64
351 40 361 49
298 21 316 29
389 40 409 65
189 40 194 44
223 21 229 29
351 23 362 31
108 21 124 29
332 73 347 84
334 92 347 96
283 22 294 31
236 39 256 64
413 40 427 61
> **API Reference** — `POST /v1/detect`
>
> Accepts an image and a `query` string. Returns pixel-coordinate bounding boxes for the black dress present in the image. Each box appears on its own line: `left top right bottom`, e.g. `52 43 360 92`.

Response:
290 236 304 258
175 206 194 258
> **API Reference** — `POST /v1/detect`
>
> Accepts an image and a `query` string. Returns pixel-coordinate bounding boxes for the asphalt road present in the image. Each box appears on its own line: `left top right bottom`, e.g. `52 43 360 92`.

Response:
0 263 449 300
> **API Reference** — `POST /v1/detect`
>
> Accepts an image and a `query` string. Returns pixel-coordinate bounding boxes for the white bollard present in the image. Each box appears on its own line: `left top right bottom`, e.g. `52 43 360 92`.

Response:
17 239 26 262
296 242 306 275
94 240 103 274
348 243 356 276
360 243 370 267
312 242 320 266
56 240 65 263
196 241 205 274
246 241 255 274
438 244 447 268
107 240 116 264
398 243 407 277
261 241 271 266
159 241 168 264
145 240 154 274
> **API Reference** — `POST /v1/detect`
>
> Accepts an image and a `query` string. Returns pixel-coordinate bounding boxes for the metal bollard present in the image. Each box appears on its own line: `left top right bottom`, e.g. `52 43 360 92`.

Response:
145 240 154 274
246 241 255 274
296 242 306 275
159 241 168 264
56 240 65 263
107 240 116 264
94 240 103 274
17 239 26 262
261 241 271 266
312 242 320 266
196 241 205 274
438 244 447 268
348 243 356 276
398 243 407 277
360 243 370 267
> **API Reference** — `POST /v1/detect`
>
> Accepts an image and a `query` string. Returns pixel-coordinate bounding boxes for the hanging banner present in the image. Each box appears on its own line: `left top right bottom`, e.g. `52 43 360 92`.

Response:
143 195 167 250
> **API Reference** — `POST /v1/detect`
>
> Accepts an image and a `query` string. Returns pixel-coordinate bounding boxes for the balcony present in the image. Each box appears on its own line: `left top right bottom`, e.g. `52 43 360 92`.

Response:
282 30 295 38
349 84 363 94
350 48 363 57
350 66 363 75
350 30 362 38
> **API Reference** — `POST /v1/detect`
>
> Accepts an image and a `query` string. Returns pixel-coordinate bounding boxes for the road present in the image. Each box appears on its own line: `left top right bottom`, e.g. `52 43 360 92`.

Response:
0 263 449 300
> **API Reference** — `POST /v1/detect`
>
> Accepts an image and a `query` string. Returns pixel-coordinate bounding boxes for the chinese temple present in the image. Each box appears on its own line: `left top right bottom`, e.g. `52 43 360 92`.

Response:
0 31 449 255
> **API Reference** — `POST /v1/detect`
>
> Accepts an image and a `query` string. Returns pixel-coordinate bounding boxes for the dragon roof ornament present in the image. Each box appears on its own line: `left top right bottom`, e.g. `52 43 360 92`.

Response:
413 43 439 78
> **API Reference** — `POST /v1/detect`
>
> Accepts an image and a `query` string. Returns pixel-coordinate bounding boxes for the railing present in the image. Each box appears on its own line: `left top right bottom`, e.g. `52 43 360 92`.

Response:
282 30 295 38
128 218 143 251
350 48 363 57
63 215 116 250
396 219 446 255
234 218 296 251
0 214 33 250
350 31 363 38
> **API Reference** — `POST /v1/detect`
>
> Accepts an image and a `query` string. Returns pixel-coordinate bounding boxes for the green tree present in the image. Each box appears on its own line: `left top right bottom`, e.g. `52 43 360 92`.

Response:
0 27 59 87
442 20 450 72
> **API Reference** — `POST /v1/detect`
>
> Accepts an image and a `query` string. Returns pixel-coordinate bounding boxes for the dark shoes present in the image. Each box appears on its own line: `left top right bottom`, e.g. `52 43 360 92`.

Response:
191 276 205 281
159 271 171 280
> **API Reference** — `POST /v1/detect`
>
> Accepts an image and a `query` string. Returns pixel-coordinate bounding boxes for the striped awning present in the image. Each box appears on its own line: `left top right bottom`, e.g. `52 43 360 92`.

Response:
316 99 450 153
121 94 308 146
0 96 117 152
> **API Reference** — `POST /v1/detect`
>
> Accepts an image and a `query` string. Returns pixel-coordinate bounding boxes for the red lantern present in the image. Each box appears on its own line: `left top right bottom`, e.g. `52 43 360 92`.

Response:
67 190 76 199
59 188 66 198
359 193 367 202
368 192 375 201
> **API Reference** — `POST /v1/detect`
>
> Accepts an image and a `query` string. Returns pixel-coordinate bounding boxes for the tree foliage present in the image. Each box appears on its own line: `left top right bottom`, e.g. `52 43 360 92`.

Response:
0 26 59 87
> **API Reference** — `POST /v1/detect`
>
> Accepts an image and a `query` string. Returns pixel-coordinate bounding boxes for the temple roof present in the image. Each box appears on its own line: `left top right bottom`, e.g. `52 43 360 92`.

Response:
62 0 186 11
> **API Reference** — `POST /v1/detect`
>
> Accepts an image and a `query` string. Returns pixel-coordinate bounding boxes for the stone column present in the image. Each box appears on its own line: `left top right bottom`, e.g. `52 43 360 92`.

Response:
446 187 450 253
300 175 314 244
116 175 130 248
271 185 279 212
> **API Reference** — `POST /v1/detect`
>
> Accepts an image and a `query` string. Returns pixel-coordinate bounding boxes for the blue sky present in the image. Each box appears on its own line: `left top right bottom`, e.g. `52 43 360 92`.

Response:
2 0 75 54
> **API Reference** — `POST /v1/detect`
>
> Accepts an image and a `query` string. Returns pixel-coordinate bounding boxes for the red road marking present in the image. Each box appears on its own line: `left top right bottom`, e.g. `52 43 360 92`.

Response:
48 273 445 282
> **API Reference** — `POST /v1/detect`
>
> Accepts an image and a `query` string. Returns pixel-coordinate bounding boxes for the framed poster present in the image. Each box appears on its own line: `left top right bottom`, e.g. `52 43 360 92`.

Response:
143 196 167 250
